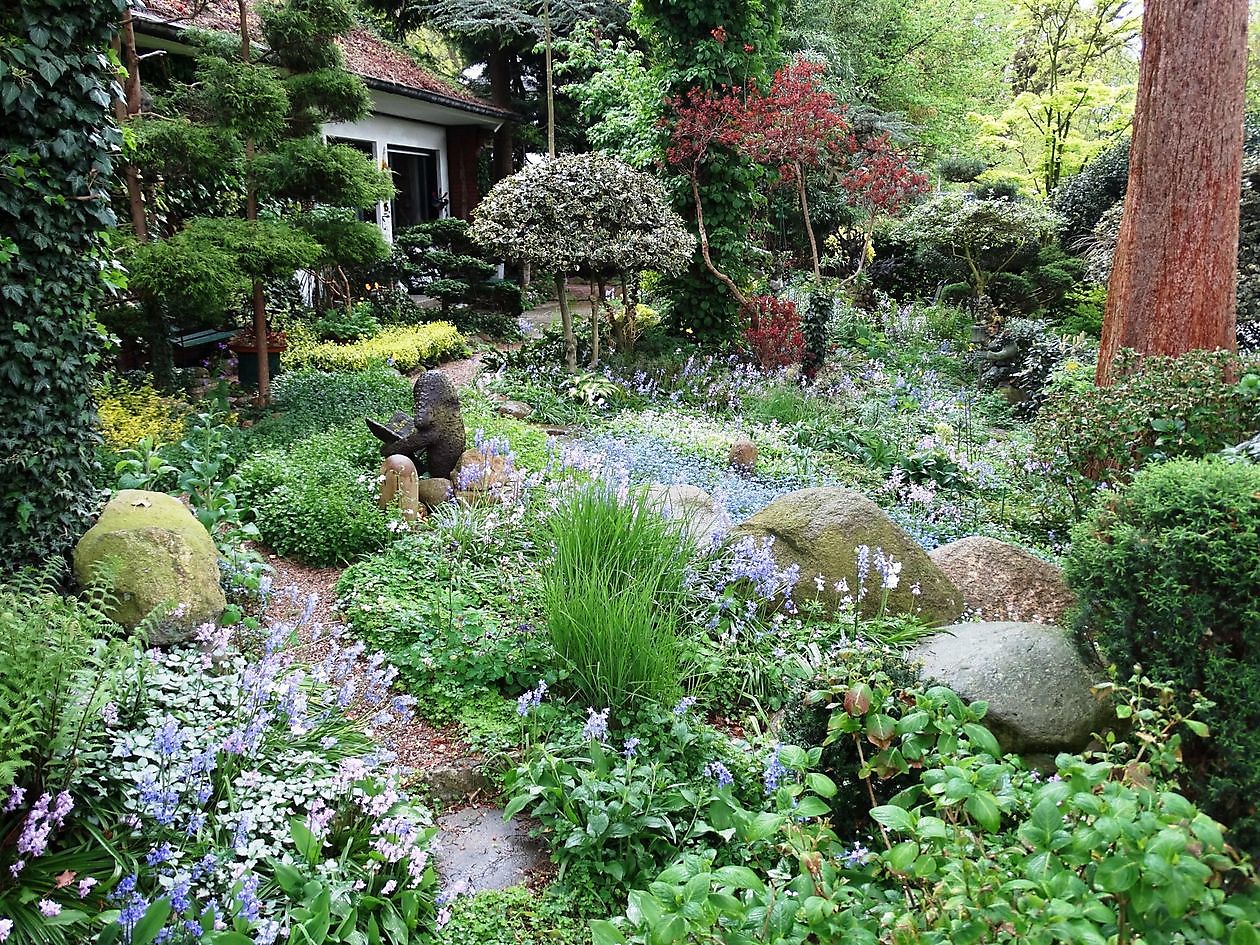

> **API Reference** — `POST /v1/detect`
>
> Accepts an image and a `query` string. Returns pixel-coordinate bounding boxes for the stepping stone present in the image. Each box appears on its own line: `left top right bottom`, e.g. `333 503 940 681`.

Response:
435 806 547 893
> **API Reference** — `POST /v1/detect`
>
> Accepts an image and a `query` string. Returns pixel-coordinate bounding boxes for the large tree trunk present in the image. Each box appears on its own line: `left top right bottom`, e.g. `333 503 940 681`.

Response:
1097 0 1247 384
488 48 515 181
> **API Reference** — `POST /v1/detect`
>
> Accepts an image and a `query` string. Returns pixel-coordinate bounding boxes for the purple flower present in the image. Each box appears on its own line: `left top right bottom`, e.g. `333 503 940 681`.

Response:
623 737 641 758
582 707 610 742
673 696 697 716
37 900 61 917
705 761 734 789
78 877 97 899
153 716 183 758
763 747 787 795
0 917 11 942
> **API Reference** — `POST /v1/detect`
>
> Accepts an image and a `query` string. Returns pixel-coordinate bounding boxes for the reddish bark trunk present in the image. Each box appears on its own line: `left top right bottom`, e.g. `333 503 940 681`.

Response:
488 48 515 181
1097 0 1247 384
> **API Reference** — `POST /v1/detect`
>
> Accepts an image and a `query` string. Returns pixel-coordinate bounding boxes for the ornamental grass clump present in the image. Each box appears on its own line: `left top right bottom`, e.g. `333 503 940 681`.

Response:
542 485 692 713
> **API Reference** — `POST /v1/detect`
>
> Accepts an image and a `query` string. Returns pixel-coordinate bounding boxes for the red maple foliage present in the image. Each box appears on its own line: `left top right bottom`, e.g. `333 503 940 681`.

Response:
665 56 926 288
743 296 805 369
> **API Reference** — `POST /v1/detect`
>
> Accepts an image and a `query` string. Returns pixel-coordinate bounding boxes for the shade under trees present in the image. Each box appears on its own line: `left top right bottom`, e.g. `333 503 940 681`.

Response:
1097 0 1248 383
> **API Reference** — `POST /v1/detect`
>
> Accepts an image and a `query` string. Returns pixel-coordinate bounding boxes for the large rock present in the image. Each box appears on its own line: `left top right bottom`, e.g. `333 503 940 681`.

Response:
909 621 1113 754
645 484 730 545
929 536 1075 624
732 487 962 625
73 490 226 644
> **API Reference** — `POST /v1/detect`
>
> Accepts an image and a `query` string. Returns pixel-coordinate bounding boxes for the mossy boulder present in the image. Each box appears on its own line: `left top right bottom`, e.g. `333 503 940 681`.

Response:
73 489 225 643
732 487 962 625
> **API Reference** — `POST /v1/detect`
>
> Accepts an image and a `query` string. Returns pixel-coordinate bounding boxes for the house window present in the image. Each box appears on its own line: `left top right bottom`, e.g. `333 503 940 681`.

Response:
388 147 443 229
328 137 379 224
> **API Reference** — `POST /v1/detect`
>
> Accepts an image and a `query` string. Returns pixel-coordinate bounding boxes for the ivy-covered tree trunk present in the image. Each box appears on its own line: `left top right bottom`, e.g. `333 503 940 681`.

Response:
1097 0 1247 384
638 0 783 337
0 0 123 567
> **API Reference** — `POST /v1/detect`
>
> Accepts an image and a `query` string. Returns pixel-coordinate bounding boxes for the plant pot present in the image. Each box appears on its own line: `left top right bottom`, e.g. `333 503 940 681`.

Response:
229 343 285 389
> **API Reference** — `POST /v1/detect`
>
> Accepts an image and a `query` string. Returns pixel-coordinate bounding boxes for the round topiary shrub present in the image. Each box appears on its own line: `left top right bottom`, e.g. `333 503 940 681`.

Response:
1065 458 1260 853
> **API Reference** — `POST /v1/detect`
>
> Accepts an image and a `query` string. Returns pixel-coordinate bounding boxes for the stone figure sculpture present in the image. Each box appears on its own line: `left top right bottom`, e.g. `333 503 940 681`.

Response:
366 370 466 480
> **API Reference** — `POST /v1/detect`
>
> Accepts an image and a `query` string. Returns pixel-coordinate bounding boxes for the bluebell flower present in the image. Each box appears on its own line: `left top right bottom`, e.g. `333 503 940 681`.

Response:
582 707 610 742
704 761 734 789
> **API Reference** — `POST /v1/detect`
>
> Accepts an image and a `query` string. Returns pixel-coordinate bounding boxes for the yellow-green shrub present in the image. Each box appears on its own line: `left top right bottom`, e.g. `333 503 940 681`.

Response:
284 323 468 373
95 378 189 450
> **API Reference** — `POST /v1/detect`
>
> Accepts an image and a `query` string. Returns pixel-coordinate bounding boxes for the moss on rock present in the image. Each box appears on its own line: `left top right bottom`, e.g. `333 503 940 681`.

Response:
733 487 962 625
73 489 225 643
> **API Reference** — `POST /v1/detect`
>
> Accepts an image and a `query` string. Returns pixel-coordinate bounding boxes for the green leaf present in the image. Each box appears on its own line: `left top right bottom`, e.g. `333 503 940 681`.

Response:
869 805 915 833
503 793 532 820
131 899 174 945
1094 856 1139 894
793 796 831 818
965 792 1001 832
714 865 766 892
592 920 628 945
962 723 1002 757
805 772 837 798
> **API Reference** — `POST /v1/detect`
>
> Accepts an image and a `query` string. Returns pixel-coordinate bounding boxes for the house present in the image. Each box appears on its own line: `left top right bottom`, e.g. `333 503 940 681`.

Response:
129 0 514 238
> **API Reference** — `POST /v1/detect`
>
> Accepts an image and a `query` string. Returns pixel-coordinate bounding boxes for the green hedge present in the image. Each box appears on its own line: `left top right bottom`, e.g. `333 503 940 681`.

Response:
1066 458 1260 853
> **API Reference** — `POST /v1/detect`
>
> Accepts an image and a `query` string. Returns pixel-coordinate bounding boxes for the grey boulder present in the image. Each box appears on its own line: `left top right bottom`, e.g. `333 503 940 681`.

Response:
909 621 1113 754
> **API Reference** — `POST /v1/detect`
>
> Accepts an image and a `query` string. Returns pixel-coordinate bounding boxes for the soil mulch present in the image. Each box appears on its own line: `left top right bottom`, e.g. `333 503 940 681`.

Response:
263 553 480 776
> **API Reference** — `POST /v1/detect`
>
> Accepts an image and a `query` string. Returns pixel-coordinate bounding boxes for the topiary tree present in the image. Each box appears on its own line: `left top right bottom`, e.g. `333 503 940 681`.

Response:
113 0 393 402
1065 457 1260 855
471 152 695 370
1 0 124 567
890 193 1058 323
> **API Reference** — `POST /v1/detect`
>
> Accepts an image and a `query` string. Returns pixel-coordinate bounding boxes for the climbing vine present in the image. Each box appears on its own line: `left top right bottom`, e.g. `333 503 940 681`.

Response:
0 0 125 567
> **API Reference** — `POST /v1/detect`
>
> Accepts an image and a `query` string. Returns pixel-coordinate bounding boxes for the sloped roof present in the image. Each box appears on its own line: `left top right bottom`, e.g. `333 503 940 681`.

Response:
131 0 513 120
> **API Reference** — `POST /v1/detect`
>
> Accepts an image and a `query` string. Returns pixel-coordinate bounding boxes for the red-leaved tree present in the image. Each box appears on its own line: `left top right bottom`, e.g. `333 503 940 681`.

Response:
666 56 926 307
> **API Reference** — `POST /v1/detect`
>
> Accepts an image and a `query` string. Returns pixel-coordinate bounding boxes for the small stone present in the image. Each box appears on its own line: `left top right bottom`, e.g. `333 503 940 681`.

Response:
378 455 421 520
645 483 730 544
497 400 534 420
729 439 758 473
416 477 454 509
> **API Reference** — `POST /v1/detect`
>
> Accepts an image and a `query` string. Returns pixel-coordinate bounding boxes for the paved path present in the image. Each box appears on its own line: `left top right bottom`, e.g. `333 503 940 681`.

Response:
436 806 547 893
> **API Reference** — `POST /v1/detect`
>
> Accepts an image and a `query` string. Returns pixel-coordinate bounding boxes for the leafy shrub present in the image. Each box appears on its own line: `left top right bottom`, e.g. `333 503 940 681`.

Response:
1066 458 1260 854
542 485 692 712
313 302 380 341
505 705 785 905
94 377 190 451
1050 138 1130 246
242 426 392 565
284 322 468 373
602 673 1260 945
421 886 589 945
336 524 549 716
740 297 801 372
249 366 413 448
1033 350 1260 516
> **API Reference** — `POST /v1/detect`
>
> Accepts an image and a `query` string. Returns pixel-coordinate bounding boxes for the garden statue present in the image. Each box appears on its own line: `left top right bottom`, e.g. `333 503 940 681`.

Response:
366 370 466 480
378 454 421 521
